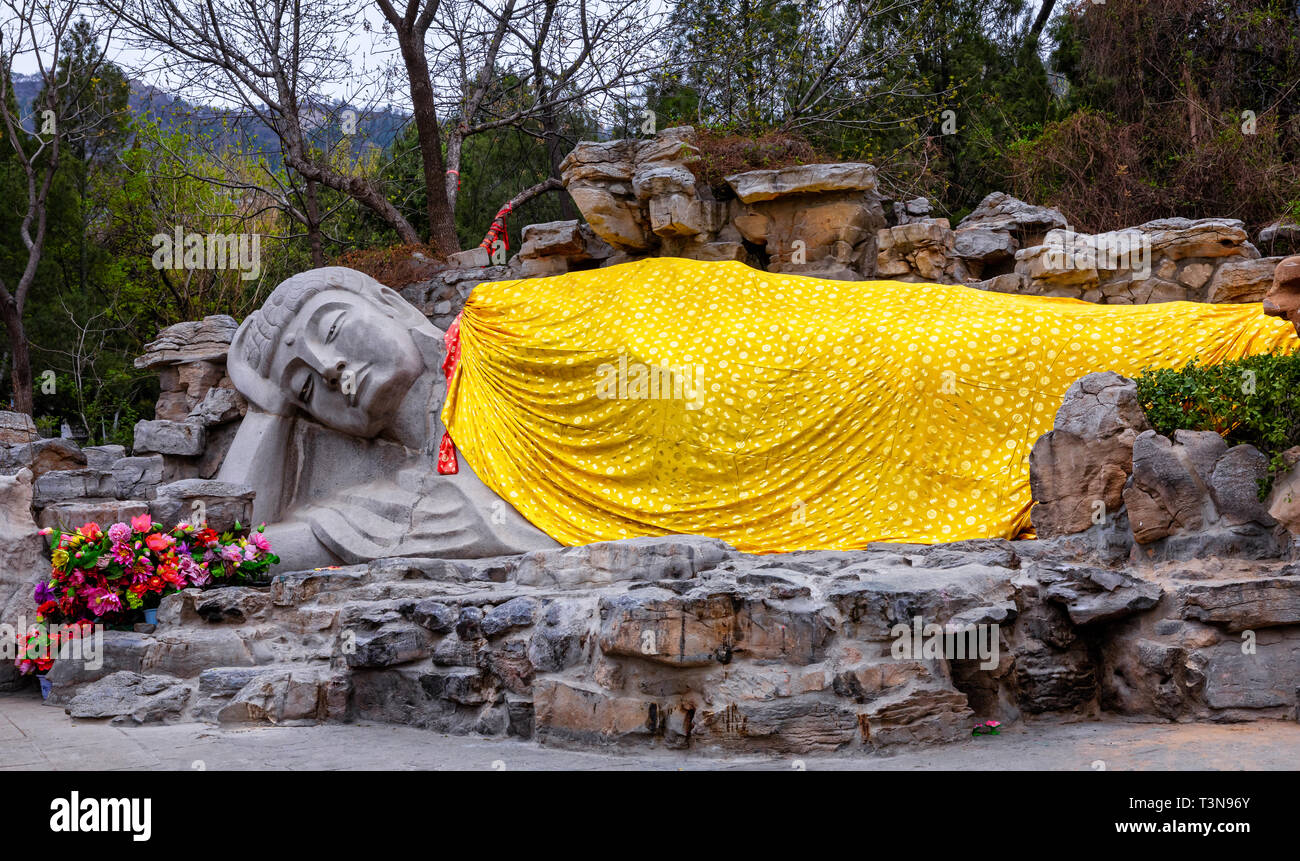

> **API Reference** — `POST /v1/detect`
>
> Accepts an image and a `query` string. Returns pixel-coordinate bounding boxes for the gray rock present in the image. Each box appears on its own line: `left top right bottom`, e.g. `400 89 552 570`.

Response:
0 410 37 444
148 479 255 532
1124 431 1220 543
1209 445 1274 527
1180 577 1300 631
956 192 1068 243
953 227 1016 262
409 599 457 633
32 469 113 506
515 535 730 588
135 315 237 369
527 600 590 672
187 386 247 426
132 420 206 456
112 455 165 500
345 623 433 668
1029 372 1151 537
725 163 878 204
1206 257 1281 303
1036 562 1162 625
82 445 125 471
64 671 192 724
37 499 149 532
0 438 86 478
482 597 539 637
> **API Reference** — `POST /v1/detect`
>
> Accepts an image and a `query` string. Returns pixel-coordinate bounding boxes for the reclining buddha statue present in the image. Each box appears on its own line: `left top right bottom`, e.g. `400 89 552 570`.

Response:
220 258 1299 570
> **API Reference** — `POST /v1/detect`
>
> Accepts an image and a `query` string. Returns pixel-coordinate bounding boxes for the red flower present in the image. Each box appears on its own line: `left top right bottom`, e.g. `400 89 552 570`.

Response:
79 522 102 541
145 533 174 553
195 528 219 547
37 600 59 616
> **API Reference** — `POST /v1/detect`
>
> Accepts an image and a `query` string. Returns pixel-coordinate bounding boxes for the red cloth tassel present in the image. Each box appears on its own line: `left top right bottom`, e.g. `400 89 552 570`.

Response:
437 312 464 475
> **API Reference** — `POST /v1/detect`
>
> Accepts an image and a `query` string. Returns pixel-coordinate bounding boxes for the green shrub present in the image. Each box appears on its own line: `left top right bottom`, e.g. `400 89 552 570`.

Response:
1134 351 1300 498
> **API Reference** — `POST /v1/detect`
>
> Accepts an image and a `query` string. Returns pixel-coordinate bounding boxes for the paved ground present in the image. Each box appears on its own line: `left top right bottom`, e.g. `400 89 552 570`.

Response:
4 690 1299 770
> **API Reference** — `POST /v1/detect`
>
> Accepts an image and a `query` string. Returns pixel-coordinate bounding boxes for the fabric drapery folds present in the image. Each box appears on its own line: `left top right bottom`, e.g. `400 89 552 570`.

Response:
442 258 1298 552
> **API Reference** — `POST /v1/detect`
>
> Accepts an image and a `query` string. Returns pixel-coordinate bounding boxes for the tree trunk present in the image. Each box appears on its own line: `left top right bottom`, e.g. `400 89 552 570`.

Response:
541 110 577 220
305 178 325 267
398 31 461 256
1 299 33 415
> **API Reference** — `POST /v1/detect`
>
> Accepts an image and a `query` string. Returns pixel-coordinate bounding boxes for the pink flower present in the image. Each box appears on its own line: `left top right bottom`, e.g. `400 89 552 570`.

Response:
83 588 123 616
130 513 152 533
220 545 243 564
249 531 271 553
107 522 131 544
179 556 209 587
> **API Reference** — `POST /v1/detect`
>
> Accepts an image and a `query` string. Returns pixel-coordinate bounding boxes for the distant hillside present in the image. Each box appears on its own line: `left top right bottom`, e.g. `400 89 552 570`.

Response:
9 72 410 164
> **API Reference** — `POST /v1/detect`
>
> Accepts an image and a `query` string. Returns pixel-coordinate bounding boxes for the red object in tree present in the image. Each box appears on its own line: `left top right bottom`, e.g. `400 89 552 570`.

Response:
479 202 513 253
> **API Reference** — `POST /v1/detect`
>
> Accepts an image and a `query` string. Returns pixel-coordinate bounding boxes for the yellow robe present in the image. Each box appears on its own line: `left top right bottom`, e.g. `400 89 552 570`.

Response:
442 258 1298 552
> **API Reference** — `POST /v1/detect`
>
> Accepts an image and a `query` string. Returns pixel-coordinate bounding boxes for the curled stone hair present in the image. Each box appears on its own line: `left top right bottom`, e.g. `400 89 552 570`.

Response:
239 268 383 378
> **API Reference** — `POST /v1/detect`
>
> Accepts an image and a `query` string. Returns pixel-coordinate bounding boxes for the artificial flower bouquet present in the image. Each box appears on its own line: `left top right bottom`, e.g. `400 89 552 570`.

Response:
13 621 93 676
18 515 278 675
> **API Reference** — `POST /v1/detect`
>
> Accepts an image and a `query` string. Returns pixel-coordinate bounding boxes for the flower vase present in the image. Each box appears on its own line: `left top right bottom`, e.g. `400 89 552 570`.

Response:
143 608 158 625
36 673 52 700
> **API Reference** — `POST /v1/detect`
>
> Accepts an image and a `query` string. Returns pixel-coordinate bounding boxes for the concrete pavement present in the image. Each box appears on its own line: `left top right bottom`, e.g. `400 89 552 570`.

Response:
4 691 1299 770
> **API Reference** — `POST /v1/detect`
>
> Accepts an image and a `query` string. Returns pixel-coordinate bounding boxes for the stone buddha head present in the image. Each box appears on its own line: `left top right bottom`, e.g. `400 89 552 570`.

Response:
1262 255 1300 336
228 267 440 439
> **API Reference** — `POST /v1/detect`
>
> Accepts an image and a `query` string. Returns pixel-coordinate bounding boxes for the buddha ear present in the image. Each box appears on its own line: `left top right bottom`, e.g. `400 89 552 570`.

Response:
375 284 428 326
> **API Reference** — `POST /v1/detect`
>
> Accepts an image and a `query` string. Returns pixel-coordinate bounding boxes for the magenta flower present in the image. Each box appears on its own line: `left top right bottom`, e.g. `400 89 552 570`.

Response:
221 545 243 564
84 588 123 616
107 522 131 544
249 531 271 553
179 556 209 587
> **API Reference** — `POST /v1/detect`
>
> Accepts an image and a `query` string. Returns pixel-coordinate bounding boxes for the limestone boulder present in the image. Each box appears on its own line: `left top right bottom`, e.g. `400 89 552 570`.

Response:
956 192 1067 245
514 535 730 588
134 315 237 369
876 218 955 282
148 479 255 531
725 162 878 204
1139 217 1251 261
1029 372 1149 537
32 468 113 506
0 437 86 478
132 419 206 456
1206 257 1281 303
187 386 247 426
0 410 37 444
1180 577 1300 632
37 499 149 532
64 671 193 724
1123 431 1279 552
0 468 45 689
112 454 165 500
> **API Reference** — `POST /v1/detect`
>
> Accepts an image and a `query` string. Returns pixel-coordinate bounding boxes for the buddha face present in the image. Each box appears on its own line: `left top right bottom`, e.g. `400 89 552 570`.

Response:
268 287 425 437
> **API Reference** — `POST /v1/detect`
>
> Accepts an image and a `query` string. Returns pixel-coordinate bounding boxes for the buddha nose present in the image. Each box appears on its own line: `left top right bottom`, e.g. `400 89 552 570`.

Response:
323 359 347 388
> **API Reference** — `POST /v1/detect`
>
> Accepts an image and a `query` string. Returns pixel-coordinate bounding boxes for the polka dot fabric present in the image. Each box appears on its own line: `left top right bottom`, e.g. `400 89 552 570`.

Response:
441 257 1299 552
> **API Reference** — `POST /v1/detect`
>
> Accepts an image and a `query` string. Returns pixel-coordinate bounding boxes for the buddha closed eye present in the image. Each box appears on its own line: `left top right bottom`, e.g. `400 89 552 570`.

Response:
268 288 425 437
